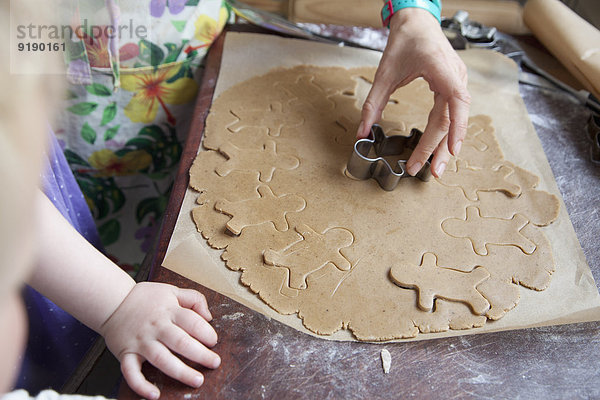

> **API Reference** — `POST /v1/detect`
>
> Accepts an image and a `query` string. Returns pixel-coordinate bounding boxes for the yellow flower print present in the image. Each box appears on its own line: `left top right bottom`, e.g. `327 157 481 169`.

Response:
121 65 198 124
88 149 152 177
186 7 228 54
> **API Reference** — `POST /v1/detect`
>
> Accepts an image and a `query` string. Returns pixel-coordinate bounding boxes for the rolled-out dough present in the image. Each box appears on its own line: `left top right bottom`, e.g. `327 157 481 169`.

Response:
189 65 559 341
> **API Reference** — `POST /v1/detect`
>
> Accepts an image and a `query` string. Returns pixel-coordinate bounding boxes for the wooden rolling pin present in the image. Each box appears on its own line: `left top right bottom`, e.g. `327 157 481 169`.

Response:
524 0 600 101
288 0 529 34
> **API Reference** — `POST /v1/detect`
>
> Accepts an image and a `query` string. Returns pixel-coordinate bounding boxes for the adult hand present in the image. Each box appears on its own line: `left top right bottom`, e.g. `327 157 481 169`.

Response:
101 282 220 400
357 7 471 178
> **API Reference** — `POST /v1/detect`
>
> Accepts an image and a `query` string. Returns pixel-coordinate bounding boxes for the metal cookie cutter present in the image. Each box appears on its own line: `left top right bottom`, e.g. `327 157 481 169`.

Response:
346 124 433 191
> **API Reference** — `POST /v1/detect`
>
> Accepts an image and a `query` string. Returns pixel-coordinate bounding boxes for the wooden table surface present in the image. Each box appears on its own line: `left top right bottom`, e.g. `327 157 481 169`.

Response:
118 26 600 399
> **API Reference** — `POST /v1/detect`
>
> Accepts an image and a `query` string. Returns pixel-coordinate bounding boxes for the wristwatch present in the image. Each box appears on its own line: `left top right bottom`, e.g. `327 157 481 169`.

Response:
381 0 442 27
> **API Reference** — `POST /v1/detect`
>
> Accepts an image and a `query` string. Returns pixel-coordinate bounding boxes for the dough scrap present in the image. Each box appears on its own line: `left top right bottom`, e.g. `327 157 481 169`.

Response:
389 253 491 315
189 65 559 341
380 349 391 374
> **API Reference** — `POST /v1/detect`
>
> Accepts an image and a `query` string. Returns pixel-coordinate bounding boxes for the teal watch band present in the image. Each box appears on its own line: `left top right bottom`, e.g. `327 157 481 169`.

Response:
381 0 442 27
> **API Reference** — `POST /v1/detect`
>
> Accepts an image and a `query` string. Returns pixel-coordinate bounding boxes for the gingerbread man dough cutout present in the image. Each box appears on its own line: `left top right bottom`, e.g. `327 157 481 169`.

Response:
439 160 521 201
464 120 489 151
276 75 336 111
264 224 354 290
216 140 299 182
389 253 490 315
215 185 306 235
442 206 536 255
227 103 304 137
463 115 500 152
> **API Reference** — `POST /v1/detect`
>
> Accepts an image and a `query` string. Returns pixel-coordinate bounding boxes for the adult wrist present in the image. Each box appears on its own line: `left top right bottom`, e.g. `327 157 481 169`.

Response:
381 0 442 27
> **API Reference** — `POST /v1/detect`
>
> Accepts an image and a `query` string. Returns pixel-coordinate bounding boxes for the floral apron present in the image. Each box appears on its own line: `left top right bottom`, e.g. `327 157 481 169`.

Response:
55 0 229 271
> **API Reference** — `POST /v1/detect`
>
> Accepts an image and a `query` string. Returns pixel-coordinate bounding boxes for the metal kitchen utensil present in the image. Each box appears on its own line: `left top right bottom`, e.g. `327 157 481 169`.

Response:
225 0 379 50
441 10 498 49
443 11 600 115
347 124 432 191
588 113 600 164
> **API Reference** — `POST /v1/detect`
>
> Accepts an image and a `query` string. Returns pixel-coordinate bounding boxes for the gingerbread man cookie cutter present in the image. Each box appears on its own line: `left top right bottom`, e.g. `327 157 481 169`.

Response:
346 124 433 191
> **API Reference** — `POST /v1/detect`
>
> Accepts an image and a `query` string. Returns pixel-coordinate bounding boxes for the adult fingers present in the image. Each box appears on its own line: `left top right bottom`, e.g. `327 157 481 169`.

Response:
145 341 206 389
431 135 451 178
406 93 450 176
447 91 471 156
357 68 395 139
176 287 212 321
425 58 470 156
161 323 221 369
121 353 160 400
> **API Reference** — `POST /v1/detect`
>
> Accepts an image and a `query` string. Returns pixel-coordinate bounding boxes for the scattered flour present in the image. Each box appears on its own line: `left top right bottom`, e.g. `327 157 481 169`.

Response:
221 312 245 320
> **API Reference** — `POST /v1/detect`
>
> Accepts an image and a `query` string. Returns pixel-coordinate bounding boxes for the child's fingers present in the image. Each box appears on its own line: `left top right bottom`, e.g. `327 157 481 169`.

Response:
176 287 212 321
145 341 206 389
161 323 221 369
121 353 161 400
175 307 219 347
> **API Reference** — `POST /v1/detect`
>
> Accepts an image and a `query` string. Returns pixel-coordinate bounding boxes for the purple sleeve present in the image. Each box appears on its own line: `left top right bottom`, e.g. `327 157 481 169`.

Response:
16 127 102 393
40 126 102 250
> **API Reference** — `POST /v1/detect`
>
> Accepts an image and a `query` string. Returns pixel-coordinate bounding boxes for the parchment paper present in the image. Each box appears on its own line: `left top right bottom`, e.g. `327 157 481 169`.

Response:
163 32 600 341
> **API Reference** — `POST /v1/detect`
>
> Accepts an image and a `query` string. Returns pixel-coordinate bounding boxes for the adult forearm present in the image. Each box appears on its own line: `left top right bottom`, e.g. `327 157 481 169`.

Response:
28 191 136 332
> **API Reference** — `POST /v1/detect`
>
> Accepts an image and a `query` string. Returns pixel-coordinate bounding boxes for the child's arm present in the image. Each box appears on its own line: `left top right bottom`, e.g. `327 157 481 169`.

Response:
28 192 220 399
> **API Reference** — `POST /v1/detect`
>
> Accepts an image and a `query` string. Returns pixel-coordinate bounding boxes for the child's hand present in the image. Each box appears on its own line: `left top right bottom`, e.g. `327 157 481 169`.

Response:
100 282 220 399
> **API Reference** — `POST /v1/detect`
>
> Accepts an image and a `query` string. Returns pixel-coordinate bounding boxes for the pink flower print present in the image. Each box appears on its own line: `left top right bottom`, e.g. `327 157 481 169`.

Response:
83 31 139 68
